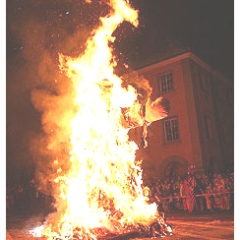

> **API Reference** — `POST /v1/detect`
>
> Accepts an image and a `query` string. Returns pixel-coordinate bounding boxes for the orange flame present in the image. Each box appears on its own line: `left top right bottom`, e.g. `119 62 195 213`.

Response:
37 1 158 239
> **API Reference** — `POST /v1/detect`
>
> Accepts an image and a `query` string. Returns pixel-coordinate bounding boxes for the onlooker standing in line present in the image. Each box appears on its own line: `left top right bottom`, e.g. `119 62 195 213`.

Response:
183 165 197 213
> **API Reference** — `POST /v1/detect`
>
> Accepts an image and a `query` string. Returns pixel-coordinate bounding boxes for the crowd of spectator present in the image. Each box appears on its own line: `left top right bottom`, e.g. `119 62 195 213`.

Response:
6 171 234 215
145 171 234 213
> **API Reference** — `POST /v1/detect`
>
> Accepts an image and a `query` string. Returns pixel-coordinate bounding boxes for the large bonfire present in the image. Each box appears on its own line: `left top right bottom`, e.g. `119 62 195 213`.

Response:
31 0 170 239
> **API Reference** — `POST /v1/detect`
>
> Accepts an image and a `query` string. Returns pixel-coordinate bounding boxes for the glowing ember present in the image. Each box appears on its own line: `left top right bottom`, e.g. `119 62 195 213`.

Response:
31 0 162 239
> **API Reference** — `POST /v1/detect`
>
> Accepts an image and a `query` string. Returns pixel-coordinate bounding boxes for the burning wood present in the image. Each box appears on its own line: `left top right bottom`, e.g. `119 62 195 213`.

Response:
120 72 169 148
120 71 170 129
30 0 171 239
43 213 172 239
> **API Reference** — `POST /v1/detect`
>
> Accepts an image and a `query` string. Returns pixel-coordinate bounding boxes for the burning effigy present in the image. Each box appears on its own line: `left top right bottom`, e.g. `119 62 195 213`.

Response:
30 0 171 239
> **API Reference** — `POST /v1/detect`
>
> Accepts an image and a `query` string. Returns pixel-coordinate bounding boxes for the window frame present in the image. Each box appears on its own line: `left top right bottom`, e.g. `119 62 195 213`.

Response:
157 71 174 94
163 116 180 143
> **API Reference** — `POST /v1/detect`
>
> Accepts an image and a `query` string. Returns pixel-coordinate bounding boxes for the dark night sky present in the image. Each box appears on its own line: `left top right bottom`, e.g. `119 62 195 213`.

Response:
6 0 234 184
130 0 234 78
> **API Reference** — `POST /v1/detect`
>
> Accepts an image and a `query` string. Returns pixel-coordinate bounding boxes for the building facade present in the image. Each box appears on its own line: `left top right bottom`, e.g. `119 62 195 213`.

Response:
129 52 234 180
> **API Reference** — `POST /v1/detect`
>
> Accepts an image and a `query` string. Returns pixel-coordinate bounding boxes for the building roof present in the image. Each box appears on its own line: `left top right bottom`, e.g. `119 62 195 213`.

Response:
129 28 190 70
116 28 232 81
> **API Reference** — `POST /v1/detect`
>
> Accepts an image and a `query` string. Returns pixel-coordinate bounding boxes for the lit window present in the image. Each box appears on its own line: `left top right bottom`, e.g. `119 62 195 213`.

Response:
164 117 180 142
158 72 174 93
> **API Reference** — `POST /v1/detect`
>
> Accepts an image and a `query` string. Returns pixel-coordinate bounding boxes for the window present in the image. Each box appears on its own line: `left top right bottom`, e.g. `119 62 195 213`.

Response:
164 117 180 142
158 72 174 93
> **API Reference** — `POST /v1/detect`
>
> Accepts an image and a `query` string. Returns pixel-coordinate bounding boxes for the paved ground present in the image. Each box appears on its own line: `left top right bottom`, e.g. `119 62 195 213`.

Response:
6 210 234 240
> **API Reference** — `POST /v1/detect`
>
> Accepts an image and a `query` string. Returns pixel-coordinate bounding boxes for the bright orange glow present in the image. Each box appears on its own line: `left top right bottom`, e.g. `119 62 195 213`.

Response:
35 0 158 239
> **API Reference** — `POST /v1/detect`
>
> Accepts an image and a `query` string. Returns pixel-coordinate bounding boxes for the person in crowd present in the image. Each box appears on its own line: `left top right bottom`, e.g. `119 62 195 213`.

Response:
195 175 206 212
212 175 221 210
183 165 197 213
179 177 187 211
204 182 214 212
219 179 230 211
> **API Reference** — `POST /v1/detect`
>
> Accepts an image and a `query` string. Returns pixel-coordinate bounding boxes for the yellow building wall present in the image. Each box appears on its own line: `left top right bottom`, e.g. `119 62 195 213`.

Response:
130 53 233 180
